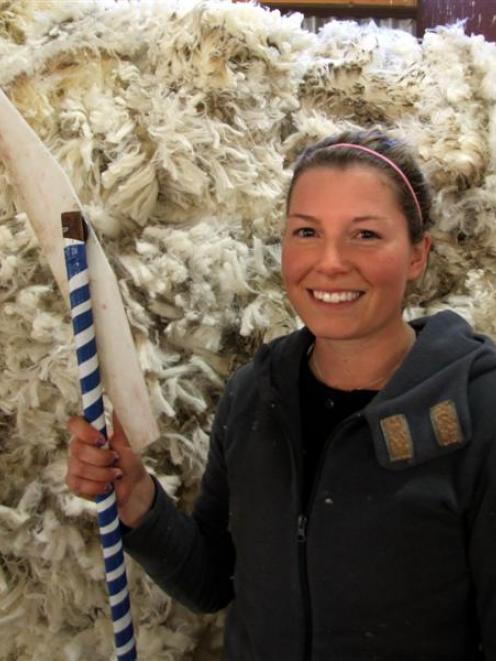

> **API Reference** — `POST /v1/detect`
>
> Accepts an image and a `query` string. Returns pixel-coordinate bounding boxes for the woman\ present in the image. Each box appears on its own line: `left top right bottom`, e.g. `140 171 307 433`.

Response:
66 129 496 660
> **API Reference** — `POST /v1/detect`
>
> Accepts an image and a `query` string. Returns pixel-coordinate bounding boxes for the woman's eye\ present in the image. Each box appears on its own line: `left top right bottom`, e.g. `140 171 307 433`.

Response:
294 227 315 238
356 229 380 240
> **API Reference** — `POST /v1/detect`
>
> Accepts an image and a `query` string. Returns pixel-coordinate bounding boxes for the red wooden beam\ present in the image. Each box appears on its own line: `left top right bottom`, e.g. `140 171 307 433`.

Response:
418 0 496 42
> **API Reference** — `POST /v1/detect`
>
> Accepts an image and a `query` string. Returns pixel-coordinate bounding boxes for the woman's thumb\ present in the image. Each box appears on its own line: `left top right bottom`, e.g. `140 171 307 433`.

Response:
110 411 132 449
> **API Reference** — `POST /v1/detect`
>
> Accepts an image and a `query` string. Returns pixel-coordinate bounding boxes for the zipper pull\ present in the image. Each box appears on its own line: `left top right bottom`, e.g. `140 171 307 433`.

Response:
297 514 307 543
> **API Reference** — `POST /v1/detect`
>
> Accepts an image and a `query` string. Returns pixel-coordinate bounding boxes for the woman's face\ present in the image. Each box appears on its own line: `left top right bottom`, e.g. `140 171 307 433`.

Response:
281 166 431 344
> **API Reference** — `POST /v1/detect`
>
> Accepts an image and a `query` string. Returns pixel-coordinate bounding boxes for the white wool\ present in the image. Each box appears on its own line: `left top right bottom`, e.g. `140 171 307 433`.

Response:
1 1 496 659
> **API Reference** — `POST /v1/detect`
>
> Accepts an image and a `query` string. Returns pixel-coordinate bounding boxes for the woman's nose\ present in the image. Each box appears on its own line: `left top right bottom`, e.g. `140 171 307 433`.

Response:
314 238 350 274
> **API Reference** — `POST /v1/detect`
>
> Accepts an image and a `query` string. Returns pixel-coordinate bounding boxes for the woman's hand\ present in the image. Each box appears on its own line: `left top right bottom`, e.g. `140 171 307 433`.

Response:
65 413 156 528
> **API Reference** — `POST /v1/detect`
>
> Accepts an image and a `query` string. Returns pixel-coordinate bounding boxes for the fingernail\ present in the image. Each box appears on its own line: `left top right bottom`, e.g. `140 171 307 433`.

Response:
95 436 107 448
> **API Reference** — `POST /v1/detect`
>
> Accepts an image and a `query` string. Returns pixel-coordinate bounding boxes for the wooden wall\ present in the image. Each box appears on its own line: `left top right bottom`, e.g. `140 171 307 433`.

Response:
257 1 417 19
242 0 495 41
418 0 496 41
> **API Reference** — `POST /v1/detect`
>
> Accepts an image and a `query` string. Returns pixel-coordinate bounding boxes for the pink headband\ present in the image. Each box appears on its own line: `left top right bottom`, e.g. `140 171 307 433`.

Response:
327 143 423 225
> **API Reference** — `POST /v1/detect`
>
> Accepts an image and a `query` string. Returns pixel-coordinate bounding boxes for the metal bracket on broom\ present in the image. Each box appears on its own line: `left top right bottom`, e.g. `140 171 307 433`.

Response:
62 210 137 661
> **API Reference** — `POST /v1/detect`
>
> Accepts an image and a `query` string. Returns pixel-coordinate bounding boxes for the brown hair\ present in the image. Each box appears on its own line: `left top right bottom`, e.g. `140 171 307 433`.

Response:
286 128 433 244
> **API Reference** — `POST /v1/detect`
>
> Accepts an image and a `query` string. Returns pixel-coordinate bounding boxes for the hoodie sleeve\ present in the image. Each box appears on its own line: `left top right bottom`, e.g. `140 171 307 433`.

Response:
469 433 496 659
122 386 236 614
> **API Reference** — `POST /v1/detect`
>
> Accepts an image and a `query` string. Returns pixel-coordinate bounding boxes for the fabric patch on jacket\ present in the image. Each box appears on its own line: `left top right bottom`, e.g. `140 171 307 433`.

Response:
380 414 414 462
430 400 463 448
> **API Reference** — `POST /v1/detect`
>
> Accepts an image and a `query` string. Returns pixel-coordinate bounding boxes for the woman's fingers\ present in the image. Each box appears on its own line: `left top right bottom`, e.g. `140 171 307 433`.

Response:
65 454 122 498
65 473 114 499
70 435 119 468
66 416 106 447
66 415 124 499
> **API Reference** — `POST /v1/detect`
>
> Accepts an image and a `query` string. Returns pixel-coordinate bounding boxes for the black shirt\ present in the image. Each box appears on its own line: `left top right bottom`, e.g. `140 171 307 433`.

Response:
299 356 378 510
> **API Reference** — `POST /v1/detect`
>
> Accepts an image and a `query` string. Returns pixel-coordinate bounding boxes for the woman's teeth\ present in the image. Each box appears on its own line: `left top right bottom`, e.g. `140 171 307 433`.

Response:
312 290 362 303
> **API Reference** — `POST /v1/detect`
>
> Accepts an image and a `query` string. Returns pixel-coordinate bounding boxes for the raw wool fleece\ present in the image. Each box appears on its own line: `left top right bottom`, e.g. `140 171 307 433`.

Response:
1 1 496 659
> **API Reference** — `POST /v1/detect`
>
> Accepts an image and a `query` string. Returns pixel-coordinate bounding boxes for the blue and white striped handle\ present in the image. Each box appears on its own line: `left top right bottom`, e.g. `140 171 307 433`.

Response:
62 211 137 661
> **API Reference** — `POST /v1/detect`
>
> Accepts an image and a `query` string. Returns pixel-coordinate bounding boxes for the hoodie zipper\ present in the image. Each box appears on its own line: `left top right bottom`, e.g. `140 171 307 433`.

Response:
296 512 311 661
294 413 363 661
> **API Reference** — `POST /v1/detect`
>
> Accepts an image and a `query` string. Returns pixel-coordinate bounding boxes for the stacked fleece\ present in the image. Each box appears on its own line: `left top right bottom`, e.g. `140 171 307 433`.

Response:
123 311 496 661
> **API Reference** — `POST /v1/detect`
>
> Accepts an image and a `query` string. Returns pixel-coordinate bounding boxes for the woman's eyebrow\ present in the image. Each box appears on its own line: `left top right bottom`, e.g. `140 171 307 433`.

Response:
286 213 320 222
287 213 386 222
352 215 387 222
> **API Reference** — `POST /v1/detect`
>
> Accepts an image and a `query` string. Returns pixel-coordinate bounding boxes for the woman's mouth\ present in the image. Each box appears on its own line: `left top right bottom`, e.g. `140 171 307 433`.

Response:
310 289 364 304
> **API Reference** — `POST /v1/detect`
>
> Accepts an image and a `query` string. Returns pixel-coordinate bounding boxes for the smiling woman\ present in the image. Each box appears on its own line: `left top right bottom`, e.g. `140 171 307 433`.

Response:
283 165 430 391
65 129 496 661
